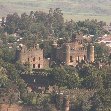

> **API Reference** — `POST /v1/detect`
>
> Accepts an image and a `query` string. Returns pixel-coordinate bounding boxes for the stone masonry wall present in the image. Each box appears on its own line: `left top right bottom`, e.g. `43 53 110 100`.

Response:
0 104 40 111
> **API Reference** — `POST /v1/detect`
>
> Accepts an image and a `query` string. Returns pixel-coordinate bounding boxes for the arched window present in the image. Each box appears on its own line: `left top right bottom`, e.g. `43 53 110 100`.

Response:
70 56 73 62
33 64 35 68
33 57 35 61
38 64 40 68
84 55 86 60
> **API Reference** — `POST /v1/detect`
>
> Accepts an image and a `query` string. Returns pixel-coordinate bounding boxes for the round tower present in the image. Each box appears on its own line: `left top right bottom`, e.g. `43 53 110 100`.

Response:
87 43 94 62
1 17 5 26
63 95 70 111
15 44 27 62
65 44 70 65
51 40 57 61
15 46 21 61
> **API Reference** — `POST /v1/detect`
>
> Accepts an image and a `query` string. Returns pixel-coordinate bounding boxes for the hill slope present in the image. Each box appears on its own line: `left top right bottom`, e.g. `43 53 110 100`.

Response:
0 0 111 23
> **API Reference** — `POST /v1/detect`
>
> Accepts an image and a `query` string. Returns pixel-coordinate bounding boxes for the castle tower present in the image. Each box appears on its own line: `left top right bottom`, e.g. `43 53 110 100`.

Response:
15 44 24 60
15 44 27 62
51 40 57 61
15 46 21 61
1 17 5 26
63 95 70 111
87 43 94 62
65 44 70 65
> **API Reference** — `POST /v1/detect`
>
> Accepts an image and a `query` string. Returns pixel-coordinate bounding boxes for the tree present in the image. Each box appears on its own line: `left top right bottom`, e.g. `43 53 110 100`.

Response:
0 67 9 87
5 13 20 34
94 43 110 61
50 67 67 87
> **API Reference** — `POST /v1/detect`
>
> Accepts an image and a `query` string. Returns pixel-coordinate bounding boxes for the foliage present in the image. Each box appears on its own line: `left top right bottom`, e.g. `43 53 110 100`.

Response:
49 67 81 88
94 43 110 61
0 8 111 110
91 88 111 111
2 9 108 45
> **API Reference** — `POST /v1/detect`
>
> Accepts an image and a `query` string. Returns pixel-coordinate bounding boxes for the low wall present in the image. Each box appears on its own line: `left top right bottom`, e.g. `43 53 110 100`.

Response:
0 104 40 111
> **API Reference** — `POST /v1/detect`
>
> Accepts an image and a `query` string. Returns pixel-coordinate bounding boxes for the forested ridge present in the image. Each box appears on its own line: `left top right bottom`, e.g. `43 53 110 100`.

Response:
0 0 111 22
0 8 111 111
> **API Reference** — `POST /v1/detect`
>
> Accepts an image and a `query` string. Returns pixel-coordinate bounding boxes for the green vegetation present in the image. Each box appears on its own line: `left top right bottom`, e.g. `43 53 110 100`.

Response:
0 8 111 110
1 9 108 42
0 0 111 23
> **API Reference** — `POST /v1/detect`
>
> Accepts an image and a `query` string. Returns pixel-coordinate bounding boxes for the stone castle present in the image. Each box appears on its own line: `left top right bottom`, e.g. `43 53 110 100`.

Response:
16 33 94 69
51 33 94 66
16 44 44 69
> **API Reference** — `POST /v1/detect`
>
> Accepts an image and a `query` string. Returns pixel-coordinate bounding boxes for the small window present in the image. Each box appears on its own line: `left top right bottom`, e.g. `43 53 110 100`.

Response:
84 55 86 60
39 57 40 60
38 64 40 68
28 58 29 61
70 56 73 62
33 64 35 68
33 57 35 61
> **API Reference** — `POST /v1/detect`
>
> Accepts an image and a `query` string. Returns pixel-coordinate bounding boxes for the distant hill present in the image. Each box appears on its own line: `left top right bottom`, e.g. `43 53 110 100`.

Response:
0 0 111 23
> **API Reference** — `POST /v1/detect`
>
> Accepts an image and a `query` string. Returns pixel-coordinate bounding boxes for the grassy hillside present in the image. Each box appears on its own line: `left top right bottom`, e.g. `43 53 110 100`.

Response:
0 0 111 23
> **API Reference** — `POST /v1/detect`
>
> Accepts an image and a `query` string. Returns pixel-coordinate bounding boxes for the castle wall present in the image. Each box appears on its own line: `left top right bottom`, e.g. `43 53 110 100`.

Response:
43 59 50 69
56 48 65 62
70 49 87 65
55 41 87 66
0 104 41 111
17 45 44 69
